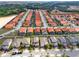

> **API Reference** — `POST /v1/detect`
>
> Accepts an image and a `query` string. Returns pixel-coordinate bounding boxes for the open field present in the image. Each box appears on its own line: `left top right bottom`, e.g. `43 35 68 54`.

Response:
0 15 17 29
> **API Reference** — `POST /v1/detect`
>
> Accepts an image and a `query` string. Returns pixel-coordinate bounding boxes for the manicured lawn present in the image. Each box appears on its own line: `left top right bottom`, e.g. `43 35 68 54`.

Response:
0 28 11 34
0 40 3 45
5 31 18 36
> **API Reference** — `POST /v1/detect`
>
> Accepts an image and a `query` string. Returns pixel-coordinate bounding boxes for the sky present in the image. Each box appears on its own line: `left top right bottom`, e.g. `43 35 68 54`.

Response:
0 0 78 1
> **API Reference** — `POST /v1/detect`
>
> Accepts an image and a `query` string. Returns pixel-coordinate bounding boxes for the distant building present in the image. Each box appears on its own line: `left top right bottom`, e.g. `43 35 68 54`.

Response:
67 6 79 10
51 7 63 14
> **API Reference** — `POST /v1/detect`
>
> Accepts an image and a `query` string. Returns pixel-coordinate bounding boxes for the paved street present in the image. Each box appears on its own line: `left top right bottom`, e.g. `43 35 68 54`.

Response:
39 10 48 28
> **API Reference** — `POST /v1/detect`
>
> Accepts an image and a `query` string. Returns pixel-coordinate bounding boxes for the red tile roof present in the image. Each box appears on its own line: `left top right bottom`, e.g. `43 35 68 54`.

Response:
35 27 40 32
19 27 26 33
54 28 62 32
47 27 54 32
68 28 75 32
28 27 34 33
75 28 79 32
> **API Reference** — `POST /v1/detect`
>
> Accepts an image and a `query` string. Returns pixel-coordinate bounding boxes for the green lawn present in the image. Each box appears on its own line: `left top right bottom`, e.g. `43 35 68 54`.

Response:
5 31 18 36
0 40 3 45
0 28 11 35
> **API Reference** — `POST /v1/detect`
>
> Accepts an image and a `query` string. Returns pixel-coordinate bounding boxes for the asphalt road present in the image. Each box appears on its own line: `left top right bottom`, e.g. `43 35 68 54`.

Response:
39 10 48 28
